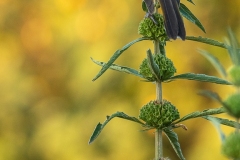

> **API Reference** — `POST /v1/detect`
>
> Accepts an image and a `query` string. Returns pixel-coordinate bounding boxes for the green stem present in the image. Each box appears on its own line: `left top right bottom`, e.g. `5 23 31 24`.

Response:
154 40 163 159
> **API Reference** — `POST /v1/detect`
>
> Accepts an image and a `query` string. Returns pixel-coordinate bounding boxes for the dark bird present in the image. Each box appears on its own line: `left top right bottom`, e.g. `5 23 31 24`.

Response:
143 0 186 40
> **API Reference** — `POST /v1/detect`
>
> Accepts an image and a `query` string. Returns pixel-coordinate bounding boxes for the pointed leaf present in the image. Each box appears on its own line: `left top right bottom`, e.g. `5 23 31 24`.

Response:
226 28 240 65
187 0 195 4
203 116 226 142
203 115 240 129
198 49 227 78
147 49 161 81
169 73 232 85
198 90 224 105
175 107 225 123
89 112 144 144
91 58 144 79
186 36 227 49
92 37 151 81
180 3 205 33
163 129 185 160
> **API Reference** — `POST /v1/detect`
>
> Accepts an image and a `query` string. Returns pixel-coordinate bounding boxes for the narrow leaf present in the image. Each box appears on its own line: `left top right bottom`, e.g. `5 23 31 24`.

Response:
198 49 227 78
169 73 232 85
175 107 225 123
203 115 240 129
92 37 151 81
198 90 224 104
180 3 205 33
146 49 161 81
186 36 227 49
164 129 185 160
226 28 240 65
203 116 226 142
91 58 144 79
187 0 195 4
89 112 144 144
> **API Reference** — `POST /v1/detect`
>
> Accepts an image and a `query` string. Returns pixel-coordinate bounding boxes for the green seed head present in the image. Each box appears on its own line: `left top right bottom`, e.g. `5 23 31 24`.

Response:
139 54 176 81
222 132 240 159
139 100 180 129
224 93 240 118
228 65 240 87
138 13 167 42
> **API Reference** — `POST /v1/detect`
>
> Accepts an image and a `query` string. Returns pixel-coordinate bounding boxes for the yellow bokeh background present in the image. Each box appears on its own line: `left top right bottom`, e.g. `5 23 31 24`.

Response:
0 0 240 159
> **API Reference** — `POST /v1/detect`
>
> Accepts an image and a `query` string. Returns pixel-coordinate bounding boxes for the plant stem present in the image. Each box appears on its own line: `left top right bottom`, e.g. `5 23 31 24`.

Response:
154 39 163 160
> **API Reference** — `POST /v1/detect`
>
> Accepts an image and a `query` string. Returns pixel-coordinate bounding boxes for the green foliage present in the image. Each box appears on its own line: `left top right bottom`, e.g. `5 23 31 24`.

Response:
88 112 144 144
163 129 185 160
224 93 240 118
139 52 176 81
139 100 180 129
169 73 231 85
92 37 151 81
174 107 225 124
222 132 240 159
138 13 167 42
179 3 205 33
186 36 227 48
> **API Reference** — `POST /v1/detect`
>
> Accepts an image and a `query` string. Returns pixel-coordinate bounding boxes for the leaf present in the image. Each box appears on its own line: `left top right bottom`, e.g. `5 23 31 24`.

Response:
226 28 240 65
91 58 144 79
187 0 195 4
198 49 227 78
163 129 185 160
203 116 226 142
169 73 232 85
92 37 151 81
175 107 225 123
142 0 148 12
146 49 161 81
203 115 240 129
198 90 224 105
88 112 144 144
180 3 205 33
186 36 227 49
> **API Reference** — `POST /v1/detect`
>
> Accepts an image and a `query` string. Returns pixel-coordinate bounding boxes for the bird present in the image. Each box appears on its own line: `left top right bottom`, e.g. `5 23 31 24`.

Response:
143 0 186 40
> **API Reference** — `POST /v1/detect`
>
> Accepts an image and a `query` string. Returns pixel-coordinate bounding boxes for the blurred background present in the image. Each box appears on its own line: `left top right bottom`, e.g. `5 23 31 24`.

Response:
0 0 239 159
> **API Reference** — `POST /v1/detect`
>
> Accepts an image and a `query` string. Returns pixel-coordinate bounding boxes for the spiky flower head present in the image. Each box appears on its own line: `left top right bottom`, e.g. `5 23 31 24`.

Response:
138 13 167 42
139 53 176 81
222 132 240 159
227 65 240 87
139 100 180 129
223 93 240 118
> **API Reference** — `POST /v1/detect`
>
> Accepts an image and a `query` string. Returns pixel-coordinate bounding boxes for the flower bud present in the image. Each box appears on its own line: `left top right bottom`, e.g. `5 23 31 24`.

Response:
222 132 240 159
139 54 176 81
224 93 240 118
228 65 240 87
138 13 167 42
139 100 180 129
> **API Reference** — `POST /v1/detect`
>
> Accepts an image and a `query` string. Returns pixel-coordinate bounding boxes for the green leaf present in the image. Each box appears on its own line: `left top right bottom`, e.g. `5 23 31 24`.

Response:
146 49 161 81
142 0 148 12
92 37 151 81
226 28 240 65
91 58 144 79
198 49 227 78
203 115 240 129
175 107 225 123
163 129 185 160
88 112 144 144
198 90 224 105
187 0 195 4
186 36 227 49
169 73 232 85
180 3 205 33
